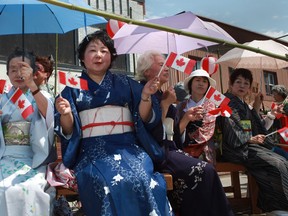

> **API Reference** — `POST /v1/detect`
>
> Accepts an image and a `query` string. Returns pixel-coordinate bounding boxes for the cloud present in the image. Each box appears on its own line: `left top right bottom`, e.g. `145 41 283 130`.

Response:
264 30 288 41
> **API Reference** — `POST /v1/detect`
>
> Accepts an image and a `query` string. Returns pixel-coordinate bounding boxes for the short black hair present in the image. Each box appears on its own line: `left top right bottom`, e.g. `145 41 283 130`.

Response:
230 68 253 85
77 30 117 69
6 47 36 74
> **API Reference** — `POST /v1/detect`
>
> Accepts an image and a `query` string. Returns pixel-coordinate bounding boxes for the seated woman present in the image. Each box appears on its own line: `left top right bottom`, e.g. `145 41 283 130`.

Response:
217 68 288 212
54 31 173 216
136 50 233 216
0 48 55 215
175 69 217 164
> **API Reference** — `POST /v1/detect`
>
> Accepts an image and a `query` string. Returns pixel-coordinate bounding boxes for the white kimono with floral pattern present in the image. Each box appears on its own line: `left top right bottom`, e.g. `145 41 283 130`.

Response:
0 87 55 216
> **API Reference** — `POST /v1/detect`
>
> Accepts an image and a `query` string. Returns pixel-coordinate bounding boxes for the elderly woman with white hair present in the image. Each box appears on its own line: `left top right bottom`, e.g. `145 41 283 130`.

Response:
136 50 233 216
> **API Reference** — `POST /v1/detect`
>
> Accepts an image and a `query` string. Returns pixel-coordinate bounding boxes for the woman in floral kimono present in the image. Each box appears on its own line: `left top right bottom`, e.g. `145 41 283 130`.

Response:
136 50 233 216
175 69 217 164
0 48 55 215
217 68 288 212
54 30 173 216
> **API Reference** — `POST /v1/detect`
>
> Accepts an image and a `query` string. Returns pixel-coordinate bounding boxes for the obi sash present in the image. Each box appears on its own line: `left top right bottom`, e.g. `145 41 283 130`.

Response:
3 121 31 145
79 105 134 138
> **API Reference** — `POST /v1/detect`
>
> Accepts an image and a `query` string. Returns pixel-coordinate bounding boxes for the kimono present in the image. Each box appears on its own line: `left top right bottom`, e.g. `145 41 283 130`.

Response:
0 87 55 216
54 71 173 216
175 97 216 163
217 92 288 211
153 91 233 216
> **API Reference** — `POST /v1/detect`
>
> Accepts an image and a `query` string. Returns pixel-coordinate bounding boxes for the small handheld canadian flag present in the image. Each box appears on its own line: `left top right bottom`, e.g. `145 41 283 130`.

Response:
0 79 6 94
165 52 196 75
205 86 230 107
278 127 288 142
10 88 34 119
208 104 232 117
58 71 88 90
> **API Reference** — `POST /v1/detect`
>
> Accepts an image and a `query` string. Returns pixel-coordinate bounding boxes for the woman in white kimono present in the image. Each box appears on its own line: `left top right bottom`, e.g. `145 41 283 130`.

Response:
0 48 55 216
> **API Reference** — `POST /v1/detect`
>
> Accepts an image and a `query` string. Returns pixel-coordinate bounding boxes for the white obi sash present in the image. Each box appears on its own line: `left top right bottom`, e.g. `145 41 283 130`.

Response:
79 105 134 138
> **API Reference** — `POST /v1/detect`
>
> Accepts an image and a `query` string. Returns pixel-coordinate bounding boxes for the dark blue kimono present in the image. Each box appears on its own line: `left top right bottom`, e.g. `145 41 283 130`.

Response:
54 71 173 216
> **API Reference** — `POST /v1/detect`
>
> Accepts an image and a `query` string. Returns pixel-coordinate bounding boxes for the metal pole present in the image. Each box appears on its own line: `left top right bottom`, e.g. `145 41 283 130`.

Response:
39 0 288 62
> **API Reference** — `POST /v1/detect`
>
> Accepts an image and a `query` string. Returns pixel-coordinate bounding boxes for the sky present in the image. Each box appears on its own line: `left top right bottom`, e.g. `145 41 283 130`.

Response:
145 0 288 41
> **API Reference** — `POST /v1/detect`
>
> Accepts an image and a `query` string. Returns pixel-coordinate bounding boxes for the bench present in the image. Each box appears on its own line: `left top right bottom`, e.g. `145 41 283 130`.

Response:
215 162 262 214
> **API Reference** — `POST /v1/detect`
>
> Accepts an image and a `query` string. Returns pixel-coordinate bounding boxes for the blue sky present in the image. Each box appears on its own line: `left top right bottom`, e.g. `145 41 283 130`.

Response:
145 0 288 41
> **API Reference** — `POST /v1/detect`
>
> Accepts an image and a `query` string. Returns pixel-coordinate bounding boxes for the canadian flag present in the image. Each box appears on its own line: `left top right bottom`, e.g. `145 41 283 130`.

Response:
10 88 34 119
278 127 288 142
205 87 230 107
208 104 232 117
58 71 88 90
165 52 196 75
0 79 6 94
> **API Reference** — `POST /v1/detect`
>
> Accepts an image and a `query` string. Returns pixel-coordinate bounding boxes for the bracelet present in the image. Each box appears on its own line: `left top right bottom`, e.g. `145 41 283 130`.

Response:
32 88 40 96
141 95 151 102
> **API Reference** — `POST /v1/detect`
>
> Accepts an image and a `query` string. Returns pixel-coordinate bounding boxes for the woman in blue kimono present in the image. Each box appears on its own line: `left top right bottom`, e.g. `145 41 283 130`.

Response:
136 50 233 216
0 48 55 215
54 30 173 216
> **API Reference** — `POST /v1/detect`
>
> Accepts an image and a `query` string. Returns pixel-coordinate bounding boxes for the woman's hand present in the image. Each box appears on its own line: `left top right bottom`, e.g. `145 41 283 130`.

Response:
248 134 266 144
184 106 204 122
55 96 72 116
161 86 176 107
141 77 160 99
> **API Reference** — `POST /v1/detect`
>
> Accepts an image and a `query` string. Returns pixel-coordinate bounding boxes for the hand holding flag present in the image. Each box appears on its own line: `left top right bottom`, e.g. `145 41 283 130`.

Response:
58 71 88 90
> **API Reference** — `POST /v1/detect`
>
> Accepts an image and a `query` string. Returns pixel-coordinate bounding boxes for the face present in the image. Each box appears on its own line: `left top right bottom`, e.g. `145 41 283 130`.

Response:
230 75 251 98
145 54 169 84
82 39 111 75
8 56 30 90
190 76 209 97
272 91 285 103
34 62 49 86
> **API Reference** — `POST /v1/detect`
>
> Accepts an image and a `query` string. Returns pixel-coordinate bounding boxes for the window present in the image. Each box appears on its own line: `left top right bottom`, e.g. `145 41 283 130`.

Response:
264 71 278 95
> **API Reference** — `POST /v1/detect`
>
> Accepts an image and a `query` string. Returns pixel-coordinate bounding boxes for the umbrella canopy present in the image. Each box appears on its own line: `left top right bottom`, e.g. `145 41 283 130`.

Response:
216 39 288 69
0 0 107 35
112 11 236 54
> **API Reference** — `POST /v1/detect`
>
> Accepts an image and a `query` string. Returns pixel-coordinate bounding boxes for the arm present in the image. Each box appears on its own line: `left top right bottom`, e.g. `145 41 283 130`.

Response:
55 96 73 135
139 77 160 122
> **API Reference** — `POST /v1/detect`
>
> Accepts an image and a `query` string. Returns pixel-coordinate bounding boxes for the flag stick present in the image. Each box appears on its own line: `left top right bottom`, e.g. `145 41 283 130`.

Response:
157 57 169 77
265 130 278 137
199 86 211 106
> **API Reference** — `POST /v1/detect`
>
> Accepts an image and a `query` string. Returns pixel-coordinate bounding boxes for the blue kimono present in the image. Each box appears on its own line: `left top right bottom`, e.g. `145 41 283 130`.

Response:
54 71 173 216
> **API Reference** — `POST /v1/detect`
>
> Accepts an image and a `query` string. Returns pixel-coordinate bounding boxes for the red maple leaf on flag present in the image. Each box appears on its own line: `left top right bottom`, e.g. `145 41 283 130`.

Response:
68 77 78 86
176 58 185 67
18 99 25 109
214 94 222 102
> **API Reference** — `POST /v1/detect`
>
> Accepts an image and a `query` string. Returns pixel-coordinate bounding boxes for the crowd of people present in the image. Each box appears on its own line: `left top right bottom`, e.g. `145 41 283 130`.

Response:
0 29 288 216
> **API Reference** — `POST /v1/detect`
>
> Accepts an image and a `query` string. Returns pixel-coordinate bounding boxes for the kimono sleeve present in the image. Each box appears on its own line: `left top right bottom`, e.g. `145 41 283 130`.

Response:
54 87 82 169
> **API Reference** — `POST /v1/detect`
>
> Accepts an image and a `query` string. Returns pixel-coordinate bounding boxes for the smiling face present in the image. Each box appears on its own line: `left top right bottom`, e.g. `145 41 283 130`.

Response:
82 39 112 76
229 75 251 99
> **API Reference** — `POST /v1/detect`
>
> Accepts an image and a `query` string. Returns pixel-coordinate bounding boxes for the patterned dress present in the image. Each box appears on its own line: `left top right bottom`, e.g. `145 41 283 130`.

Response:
153 92 233 216
0 87 55 216
54 71 173 216
217 92 288 211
